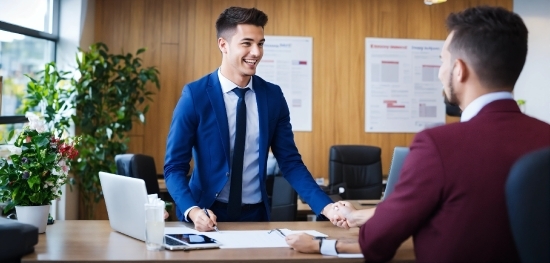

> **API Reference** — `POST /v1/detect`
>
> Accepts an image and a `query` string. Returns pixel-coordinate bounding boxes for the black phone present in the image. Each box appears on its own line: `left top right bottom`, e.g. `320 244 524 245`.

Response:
164 234 221 251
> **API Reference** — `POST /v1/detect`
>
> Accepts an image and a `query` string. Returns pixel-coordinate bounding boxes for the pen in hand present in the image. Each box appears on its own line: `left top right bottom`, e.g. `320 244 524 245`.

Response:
203 208 220 232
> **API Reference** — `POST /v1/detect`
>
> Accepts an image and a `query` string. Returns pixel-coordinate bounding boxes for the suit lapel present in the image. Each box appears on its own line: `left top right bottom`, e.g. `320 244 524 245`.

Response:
253 75 269 177
206 72 231 165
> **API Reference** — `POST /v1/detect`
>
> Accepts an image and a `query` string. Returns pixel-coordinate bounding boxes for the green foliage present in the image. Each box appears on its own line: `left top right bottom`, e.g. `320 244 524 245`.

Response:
0 119 80 214
21 62 76 137
72 42 160 219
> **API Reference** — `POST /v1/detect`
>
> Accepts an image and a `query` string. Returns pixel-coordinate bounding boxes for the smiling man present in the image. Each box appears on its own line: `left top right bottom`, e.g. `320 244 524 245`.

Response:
164 6 338 231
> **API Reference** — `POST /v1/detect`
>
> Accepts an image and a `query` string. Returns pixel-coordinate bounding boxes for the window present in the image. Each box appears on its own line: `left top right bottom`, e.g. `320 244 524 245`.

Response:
0 0 59 142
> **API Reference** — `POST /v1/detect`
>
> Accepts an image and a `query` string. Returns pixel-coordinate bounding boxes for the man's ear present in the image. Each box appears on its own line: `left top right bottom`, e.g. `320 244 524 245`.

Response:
454 59 469 83
218 38 228 54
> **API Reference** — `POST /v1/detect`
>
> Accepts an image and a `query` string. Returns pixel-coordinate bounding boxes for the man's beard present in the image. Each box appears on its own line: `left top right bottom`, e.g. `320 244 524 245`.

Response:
444 69 459 107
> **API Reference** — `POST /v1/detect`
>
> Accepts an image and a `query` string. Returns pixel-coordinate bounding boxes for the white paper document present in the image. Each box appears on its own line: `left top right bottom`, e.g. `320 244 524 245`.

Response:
338 253 364 258
204 230 288 248
205 228 328 249
165 227 328 249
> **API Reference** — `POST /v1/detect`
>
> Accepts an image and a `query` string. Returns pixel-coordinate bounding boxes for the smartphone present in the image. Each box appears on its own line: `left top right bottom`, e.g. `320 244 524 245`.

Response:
164 234 221 251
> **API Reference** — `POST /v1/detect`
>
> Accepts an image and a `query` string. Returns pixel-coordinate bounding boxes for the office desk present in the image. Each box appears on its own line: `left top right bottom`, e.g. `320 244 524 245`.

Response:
22 220 414 262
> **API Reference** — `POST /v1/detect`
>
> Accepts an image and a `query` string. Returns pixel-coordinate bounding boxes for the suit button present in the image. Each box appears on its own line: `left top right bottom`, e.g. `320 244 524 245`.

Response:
215 193 219 197
226 172 230 177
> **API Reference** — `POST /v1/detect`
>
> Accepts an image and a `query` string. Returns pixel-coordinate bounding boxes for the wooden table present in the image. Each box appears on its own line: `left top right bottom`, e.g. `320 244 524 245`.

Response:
22 220 414 262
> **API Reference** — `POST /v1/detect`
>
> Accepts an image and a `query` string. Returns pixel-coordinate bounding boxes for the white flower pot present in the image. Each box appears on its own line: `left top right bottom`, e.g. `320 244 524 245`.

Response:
15 205 51 234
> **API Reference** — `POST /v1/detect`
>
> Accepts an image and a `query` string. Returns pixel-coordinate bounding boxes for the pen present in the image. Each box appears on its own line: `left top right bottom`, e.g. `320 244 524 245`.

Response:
203 208 220 232
268 228 286 237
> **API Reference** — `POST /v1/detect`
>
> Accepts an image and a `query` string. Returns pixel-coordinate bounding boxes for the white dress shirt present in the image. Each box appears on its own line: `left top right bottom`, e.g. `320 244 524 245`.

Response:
216 69 261 205
460 91 514 122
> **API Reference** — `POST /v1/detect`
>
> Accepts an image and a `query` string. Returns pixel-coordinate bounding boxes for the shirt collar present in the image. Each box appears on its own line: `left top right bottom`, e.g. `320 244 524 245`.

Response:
460 91 514 122
217 69 254 93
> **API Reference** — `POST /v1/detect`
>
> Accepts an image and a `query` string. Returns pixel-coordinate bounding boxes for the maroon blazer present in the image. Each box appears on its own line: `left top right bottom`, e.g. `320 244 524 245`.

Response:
359 99 550 262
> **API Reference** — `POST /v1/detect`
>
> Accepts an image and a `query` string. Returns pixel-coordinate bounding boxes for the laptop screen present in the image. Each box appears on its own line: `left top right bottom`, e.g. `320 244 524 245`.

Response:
383 147 409 200
99 171 149 241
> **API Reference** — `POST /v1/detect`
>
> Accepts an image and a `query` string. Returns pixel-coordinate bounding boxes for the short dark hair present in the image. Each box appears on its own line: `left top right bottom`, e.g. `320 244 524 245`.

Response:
446 6 528 89
215 7 268 39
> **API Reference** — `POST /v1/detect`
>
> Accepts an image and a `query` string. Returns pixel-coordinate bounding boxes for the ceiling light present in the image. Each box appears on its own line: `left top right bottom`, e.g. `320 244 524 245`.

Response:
424 0 447 5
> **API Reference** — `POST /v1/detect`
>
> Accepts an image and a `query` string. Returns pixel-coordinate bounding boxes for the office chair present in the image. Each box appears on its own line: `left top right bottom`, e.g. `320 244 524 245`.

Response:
115 154 160 194
115 154 174 219
328 145 383 200
505 146 550 263
265 153 298 221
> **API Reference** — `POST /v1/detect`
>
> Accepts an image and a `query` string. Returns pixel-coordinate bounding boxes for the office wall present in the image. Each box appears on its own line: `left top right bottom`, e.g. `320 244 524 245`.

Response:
93 0 511 179
514 0 550 124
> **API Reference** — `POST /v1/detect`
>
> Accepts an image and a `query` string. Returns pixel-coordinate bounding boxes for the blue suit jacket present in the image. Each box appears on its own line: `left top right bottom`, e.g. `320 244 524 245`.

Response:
164 71 331 221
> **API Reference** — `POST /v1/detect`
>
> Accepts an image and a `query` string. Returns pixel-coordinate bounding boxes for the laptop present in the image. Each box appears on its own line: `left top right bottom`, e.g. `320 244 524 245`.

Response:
99 171 150 241
383 147 410 200
99 171 221 250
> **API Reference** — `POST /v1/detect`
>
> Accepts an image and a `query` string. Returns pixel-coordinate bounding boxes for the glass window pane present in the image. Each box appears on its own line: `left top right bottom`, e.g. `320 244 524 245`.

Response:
0 0 54 33
0 30 54 141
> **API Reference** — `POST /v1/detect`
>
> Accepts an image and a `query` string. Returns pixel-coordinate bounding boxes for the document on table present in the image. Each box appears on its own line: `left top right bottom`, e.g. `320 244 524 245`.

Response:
338 253 364 258
165 227 328 249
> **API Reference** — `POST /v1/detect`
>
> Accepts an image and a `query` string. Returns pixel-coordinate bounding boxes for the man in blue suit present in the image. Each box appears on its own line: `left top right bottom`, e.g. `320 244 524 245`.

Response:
164 6 337 231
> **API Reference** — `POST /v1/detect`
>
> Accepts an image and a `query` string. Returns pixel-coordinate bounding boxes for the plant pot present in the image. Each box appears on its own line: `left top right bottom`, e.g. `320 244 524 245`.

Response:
15 205 51 233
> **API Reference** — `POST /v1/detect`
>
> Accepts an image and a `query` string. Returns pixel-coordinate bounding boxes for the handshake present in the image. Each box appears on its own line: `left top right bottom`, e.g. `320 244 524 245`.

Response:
322 201 377 229
284 201 374 255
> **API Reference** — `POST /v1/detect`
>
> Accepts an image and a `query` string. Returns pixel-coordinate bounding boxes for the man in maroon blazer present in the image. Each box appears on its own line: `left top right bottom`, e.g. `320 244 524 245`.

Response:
285 6 550 262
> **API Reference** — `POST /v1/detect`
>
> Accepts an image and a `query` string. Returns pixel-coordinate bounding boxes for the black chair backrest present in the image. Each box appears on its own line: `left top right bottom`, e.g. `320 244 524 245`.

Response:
115 154 133 177
115 153 160 195
506 147 550 263
266 154 297 221
268 176 297 221
328 145 383 199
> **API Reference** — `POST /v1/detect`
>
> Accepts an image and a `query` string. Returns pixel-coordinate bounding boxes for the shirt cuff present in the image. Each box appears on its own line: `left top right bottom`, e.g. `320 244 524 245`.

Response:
320 239 338 256
183 206 198 222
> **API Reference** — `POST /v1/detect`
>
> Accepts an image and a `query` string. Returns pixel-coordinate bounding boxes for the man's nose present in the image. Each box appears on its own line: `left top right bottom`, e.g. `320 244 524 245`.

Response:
250 44 262 56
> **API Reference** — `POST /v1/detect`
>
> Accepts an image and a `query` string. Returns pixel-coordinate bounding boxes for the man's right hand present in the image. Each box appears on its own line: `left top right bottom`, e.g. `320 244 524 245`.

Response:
188 207 218 232
332 201 376 229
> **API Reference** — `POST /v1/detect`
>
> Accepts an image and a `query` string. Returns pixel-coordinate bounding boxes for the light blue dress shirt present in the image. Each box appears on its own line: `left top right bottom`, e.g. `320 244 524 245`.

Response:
216 69 261 204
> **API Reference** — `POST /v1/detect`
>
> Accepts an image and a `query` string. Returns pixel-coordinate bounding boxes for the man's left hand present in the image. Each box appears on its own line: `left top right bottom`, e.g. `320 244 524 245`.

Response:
285 233 320 254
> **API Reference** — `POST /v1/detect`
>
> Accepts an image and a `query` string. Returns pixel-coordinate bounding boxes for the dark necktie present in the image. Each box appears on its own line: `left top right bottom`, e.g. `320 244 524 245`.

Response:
227 87 249 221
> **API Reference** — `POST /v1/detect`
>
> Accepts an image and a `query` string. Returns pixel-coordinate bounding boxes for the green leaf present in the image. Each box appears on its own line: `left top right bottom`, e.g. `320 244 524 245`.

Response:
27 175 41 190
136 48 146 55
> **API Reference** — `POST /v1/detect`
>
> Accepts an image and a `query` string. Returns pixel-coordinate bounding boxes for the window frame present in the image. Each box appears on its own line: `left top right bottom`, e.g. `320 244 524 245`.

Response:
0 0 60 124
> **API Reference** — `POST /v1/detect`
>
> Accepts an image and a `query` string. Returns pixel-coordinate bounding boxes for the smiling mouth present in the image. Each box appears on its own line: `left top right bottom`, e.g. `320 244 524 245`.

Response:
243 59 257 65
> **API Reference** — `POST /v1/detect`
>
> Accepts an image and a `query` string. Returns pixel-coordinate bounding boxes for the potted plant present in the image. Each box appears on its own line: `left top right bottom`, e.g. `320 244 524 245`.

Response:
2 44 160 220
0 112 79 233
72 43 160 219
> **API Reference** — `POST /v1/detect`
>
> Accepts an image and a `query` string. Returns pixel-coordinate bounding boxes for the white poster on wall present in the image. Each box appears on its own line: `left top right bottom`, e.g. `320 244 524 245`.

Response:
365 38 446 133
256 36 312 131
